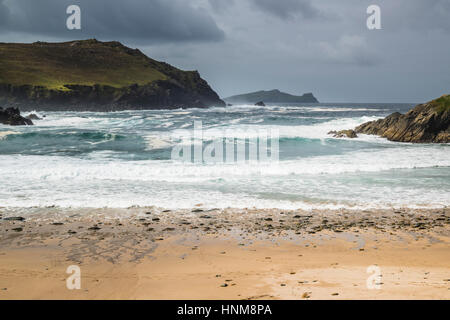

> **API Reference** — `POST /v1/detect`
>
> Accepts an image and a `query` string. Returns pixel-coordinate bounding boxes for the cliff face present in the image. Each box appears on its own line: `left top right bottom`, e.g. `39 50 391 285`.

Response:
0 39 225 111
224 89 319 104
355 95 450 143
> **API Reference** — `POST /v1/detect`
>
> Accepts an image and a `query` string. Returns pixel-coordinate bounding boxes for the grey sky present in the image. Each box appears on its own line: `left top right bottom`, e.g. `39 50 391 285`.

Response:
0 0 449 102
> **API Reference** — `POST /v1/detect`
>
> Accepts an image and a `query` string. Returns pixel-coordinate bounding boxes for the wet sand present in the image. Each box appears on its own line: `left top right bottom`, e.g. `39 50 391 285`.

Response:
0 207 449 299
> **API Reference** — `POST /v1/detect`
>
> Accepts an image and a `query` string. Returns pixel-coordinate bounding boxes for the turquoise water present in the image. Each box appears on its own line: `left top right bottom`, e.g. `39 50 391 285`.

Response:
0 103 449 209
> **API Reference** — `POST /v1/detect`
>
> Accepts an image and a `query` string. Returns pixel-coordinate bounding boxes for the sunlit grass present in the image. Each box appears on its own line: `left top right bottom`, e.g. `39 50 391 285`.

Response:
433 95 450 114
0 40 173 90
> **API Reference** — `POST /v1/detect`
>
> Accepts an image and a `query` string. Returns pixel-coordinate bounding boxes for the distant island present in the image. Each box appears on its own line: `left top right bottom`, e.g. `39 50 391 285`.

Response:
224 89 319 104
0 39 225 111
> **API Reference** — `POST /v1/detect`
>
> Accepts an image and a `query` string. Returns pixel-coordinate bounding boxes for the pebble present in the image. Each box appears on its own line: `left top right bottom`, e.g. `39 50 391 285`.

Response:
4 217 25 221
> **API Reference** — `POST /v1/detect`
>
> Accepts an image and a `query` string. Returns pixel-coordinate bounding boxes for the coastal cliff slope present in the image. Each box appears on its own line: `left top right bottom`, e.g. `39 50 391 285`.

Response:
0 39 225 111
355 95 449 143
224 89 318 104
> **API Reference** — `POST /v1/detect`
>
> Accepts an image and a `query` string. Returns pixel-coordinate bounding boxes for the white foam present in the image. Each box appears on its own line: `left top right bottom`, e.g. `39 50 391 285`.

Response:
144 135 173 150
1 108 448 210
0 142 449 209
1 144 449 181
0 130 20 140
22 110 45 118
197 104 386 113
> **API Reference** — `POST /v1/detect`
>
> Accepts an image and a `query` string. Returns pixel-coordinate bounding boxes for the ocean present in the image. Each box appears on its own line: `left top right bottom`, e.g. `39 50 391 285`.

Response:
1 103 449 210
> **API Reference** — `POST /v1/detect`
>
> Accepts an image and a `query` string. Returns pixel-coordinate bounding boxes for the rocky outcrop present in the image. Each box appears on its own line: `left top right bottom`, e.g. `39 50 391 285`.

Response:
354 95 449 143
255 101 266 107
0 107 33 125
328 129 358 138
0 40 225 111
26 113 42 120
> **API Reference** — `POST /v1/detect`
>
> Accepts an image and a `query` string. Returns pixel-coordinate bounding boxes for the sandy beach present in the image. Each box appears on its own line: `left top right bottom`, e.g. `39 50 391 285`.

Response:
0 207 449 300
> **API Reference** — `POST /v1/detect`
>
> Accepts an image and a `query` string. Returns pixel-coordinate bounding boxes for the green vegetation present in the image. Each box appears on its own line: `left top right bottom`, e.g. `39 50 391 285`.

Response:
0 39 183 90
433 95 450 114
0 39 224 110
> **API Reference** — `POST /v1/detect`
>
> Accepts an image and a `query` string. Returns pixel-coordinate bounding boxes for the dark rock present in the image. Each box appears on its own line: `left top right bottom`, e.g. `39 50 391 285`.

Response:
88 226 101 231
26 113 42 120
255 101 266 107
12 227 23 232
328 129 358 138
0 107 33 126
3 216 25 221
354 95 449 143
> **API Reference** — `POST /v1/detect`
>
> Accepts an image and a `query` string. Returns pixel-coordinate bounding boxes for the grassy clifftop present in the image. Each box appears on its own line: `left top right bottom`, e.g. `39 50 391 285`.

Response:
355 94 449 143
432 95 450 114
0 39 167 90
0 39 224 110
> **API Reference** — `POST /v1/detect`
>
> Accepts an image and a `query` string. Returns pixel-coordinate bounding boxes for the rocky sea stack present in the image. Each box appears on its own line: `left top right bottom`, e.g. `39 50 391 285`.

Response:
0 107 33 125
354 95 450 143
0 39 225 111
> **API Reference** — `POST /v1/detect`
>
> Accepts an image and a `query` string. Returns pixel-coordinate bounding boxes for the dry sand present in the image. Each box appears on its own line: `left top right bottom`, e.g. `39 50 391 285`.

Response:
0 207 449 299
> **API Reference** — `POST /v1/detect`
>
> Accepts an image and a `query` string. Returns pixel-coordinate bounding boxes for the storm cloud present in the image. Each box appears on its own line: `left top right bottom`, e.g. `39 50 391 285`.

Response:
250 0 320 20
0 0 449 102
0 0 225 44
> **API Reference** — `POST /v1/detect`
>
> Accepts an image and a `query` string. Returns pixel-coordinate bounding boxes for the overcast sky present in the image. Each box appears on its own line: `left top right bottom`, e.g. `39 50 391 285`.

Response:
0 0 449 102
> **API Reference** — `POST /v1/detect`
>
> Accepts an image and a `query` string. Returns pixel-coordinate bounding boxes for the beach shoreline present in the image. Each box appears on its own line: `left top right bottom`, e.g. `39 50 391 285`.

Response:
0 207 449 299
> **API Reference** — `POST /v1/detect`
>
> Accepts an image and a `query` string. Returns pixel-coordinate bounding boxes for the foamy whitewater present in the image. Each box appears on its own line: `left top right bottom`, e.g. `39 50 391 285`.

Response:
1 103 449 209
